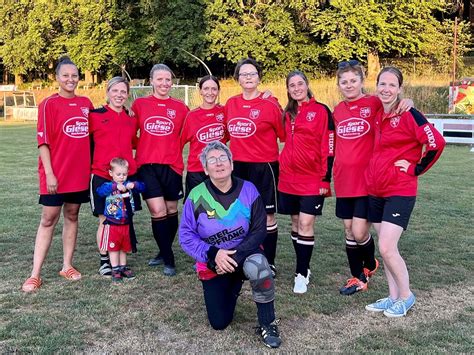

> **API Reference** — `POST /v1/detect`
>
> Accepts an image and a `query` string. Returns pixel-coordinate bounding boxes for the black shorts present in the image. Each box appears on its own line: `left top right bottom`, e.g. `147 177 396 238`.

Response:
90 174 142 217
39 189 90 207
278 192 325 216
335 196 369 220
233 161 278 214
368 195 416 230
185 171 208 199
139 164 184 201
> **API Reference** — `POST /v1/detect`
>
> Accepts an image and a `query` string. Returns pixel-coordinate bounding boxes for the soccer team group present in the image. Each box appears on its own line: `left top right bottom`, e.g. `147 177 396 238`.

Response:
20 55 446 348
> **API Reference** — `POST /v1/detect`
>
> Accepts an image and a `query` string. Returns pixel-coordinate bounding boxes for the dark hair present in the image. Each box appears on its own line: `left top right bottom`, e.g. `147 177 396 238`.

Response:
336 62 365 84
199 75 220 90
376 66 404 113
233 58 262 81
283 70 314 124
55 55 77 75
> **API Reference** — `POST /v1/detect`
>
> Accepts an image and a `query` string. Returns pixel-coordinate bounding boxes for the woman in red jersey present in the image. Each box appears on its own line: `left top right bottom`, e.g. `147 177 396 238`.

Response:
334 60 413 296
278 70 335 294
181 75 227 198
22 56 94 292
225 58 285 275
132 64 189 276
365 67 445 317
89 76 141 276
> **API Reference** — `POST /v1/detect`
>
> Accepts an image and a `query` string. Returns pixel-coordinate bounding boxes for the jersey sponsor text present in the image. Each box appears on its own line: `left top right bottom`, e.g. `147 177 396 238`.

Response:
63 117 89 138
144 116 174 136
227 118 257 138
336 117 370 139
196 123 225 143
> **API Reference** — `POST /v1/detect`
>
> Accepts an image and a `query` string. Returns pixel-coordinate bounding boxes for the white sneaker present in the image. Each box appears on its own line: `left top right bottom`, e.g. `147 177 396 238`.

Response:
293 270 311 294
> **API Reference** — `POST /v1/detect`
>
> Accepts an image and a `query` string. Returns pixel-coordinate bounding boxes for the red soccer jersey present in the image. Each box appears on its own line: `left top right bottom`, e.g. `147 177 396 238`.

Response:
180 105 227 172
278 98 335 196
332 95 382 197
225 93 284 162
366 108 445 197
132 95 189 174
89 105 138 179
37 94 93 194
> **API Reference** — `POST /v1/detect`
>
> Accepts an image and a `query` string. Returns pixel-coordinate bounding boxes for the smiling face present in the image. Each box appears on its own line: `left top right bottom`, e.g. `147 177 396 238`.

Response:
200 79 219 107
204 149 233 183
151 70 172 99
338 71 364 101
376 71 402 108
287 74 309 104
238 64 260 91
56 64 79 97
107 82 128 111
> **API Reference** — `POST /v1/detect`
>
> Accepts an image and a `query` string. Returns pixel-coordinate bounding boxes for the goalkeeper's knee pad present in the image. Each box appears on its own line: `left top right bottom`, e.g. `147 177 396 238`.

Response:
243 253 275 303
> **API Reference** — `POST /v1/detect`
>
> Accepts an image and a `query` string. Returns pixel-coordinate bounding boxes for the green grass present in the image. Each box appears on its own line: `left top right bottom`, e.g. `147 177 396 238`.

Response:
0 124 473 352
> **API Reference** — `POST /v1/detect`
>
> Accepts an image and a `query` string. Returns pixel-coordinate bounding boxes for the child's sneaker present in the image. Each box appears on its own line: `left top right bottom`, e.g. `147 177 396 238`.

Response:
383 293 416 318
111 269 123 282
120 266 136 280
365 296 396 312
255 320 281 349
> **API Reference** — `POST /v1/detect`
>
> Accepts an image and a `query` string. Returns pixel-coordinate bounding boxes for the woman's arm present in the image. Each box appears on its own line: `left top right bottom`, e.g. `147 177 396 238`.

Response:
39 145 57 194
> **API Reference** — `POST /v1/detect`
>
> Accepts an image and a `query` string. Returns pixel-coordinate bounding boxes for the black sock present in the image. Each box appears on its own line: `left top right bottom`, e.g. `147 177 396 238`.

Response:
346 238 363 278
290 231 298 254
151 216 167 253
358 234 376 271
167 212 179 245
100 253 109 266
256 301 275 327
263 223 278 265
296 235 314 277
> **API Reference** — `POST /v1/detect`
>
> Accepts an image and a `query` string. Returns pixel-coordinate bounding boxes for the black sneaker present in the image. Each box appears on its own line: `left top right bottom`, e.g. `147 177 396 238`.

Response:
256 320 281 349
163 265 176 277
99 263 112 277
111 270 123 283
269 264 277 278
148 254 164 267
120 266 136 280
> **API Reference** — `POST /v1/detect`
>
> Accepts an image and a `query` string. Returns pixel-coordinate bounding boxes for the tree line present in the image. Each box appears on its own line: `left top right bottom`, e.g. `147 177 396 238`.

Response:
0 0 471 84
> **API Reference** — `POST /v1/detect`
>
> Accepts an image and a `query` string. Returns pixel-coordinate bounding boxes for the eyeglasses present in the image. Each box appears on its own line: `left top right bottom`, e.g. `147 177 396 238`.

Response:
337 60 360 69
206 155 229 165
239 72 259 78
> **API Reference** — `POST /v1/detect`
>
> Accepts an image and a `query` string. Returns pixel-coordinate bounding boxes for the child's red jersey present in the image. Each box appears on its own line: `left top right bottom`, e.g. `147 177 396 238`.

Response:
37 94 93 194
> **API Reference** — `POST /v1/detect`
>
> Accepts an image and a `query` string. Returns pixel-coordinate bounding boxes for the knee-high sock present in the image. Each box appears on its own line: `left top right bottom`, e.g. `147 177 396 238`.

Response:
151 216 167 252
296 234 314 277
167 211 179 245
291 231 298 254
346 238 363 278
263 223 278 265
358 233 376 271
256 300 275 327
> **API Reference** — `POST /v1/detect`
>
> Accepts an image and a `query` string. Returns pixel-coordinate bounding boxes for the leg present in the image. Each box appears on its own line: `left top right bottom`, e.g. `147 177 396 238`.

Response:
352 217 377 273
119 251 127 266
109 250 120 268
296 212 315 276
30 206 61 279
342 218 364 278
147 197 168 263
378 221 411 299
202 274 243 330
61 203 81 272
96 215 111 276
263 213 278 266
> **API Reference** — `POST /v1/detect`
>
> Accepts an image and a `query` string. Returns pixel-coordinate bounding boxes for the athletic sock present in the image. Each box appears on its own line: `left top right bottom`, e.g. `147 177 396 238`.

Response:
100 252 109 266
263 223 278 265
167 211 179 245
346 238 363 278
358 233 376 271
164 212 178 267
256 301 275 327
151 216 167 254
296 234 314 277
290 230 298 254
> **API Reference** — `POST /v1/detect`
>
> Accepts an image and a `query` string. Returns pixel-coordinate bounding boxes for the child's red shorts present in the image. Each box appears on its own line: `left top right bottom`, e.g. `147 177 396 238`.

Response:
100 224 131 253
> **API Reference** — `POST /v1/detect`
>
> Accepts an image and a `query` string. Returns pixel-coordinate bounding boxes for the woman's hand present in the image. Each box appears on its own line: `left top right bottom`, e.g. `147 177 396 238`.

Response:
395 99 414 114
46 172 58 194
394 159 410 173
215 249 238 274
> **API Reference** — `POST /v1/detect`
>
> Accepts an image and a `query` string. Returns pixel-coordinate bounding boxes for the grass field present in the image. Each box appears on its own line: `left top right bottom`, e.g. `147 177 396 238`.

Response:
0 124 473 352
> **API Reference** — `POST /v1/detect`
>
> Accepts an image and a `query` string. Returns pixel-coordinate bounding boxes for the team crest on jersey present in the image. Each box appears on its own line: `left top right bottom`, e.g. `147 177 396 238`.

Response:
80 107 89 117
390 116 401 128
360 107 371 118
167 109 176 119
206 209 216 219
306 112 316 121
215 113 224 122
249 109 260 120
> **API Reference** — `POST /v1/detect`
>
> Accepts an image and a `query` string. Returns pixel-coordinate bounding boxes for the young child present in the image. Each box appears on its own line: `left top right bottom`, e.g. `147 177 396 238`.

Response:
97 158 145 282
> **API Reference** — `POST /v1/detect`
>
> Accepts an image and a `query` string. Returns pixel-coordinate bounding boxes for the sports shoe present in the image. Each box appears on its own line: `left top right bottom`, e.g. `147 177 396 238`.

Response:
98 263 112 277
120 266 136 280
339 275 368 296
364 258 380 279
383 293 416 318
111 270 123 283
269 264 277 278
163 265 176 277
293 270 311 294
256 320 281 349
365 296 396 312
148 254 164 267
